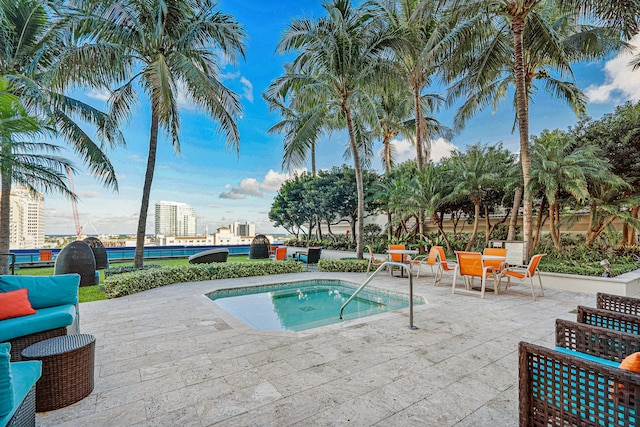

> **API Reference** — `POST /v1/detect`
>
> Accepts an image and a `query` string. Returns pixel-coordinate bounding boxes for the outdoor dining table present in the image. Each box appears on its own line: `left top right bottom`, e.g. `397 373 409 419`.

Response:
387 249 418 277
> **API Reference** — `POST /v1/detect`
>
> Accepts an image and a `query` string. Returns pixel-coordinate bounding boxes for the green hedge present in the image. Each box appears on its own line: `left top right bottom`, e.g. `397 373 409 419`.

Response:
103 261 304 298
318 259 369 272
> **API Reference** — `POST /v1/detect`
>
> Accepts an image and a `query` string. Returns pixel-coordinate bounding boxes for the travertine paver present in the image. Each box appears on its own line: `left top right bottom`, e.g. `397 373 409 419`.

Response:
37 270 596 426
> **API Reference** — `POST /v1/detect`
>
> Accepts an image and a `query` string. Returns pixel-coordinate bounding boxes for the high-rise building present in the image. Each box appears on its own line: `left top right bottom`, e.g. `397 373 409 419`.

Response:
155 201 197 237
231 221 255 237
7 186 44 249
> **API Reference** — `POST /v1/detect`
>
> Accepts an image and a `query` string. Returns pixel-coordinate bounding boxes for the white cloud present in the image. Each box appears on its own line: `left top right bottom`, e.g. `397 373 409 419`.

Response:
175 80 197 111
430 138 458 162
219 168 305 199
240 77 254 103
586 34 640 103
220 71 240 80
219 191 246 199
77 191 99 198
260 170 290 191
393 137 457 164
86 89 111 102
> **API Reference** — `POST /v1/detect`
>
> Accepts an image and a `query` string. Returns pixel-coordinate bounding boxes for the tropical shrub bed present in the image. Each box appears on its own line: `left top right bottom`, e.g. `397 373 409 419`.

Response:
103 261 304 298
318 259 369 272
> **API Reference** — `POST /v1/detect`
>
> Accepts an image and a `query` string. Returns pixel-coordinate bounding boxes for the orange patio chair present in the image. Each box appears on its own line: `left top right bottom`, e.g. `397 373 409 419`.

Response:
366 246 385 274
388 244 411 276
452 251 497 299
410 246 439 278
270 246 287 261
498 254 546 301
483 247 507 276
433 246 457 286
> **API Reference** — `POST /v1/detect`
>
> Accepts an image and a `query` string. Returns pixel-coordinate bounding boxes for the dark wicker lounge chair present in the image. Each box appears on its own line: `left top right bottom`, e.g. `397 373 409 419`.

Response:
555 318 640 362
577 305 640 334
54 241 96 287
293 247 321 266
519 341 640 427
597 292 640 316
249 235 270 259
188 248 229 264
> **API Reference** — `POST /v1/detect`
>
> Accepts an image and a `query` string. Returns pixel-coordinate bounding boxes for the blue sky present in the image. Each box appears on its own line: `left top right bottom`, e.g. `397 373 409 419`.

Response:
43 1 640 236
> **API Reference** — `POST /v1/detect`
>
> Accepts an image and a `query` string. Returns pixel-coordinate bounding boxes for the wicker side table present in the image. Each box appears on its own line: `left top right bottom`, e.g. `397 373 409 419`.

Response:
20 334 95 412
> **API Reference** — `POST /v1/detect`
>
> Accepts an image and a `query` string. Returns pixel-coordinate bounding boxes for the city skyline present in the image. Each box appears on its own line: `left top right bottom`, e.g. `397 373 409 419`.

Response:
41 1 640 235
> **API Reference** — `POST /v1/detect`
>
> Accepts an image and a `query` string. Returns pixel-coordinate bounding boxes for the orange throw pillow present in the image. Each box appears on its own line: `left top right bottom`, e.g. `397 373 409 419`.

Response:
610 352 640 400
619 353 640 373
0 288 36 320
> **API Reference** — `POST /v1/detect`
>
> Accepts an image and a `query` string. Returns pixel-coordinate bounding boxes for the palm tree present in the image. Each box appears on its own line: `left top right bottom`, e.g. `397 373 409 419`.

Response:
529 129 616 252
0 78 74 274
77 0 246 267
0 0 121 187
371 79 414 174
412 162 455 251
366 0 452 170
264 71 327 176
445 0 623 254
449 143 502 251
275 0 393 259
1 0 121 273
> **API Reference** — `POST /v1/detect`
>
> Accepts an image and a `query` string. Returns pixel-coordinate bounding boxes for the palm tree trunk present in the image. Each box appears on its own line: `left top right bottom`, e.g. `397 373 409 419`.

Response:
134 111 160 268
430 212 452 252
465 201 481 251
383 134 392 173
621 206 639 247
629 206 639 246
0 159 12 275
532 198 547 251
512 18 533 254
311 141 316 176
343 104 364 259
548 202 562 252
508 186 522 240
412 87 424 171
484 205 491 245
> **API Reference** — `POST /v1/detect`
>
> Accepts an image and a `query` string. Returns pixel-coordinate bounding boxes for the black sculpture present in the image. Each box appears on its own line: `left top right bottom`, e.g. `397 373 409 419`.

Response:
249 234 270 259
83 237 109 270
54 241 96 287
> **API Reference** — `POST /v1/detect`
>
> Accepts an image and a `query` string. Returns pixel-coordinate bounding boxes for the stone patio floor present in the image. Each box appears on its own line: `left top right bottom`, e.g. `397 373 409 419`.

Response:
37 270 597 426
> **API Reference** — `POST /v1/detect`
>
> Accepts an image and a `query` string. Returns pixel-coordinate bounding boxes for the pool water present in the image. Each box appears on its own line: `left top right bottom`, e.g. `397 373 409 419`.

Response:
206 280 424 332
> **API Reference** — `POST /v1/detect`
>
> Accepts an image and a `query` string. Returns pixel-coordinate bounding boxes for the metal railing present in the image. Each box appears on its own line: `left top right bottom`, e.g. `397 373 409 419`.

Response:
339 261 417 329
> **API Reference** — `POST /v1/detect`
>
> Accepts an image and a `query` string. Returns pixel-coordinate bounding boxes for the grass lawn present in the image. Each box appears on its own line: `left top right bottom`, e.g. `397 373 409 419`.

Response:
15 255 268 303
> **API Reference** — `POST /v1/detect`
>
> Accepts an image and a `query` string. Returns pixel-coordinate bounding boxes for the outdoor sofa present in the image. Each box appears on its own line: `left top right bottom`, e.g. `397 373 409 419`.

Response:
0 274 80 361
0 343 41 427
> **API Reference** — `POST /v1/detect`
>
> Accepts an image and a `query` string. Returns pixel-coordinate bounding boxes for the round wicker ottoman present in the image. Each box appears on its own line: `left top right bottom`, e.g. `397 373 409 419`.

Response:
21 334 95 412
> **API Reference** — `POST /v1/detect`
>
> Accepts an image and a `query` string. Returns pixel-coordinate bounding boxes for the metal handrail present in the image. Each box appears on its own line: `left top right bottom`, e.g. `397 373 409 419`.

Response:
339 261 417 329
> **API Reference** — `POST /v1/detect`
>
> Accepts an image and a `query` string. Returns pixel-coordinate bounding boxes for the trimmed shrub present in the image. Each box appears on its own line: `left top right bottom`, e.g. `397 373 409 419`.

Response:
104 264 161 278
318 259 369 272
103 261 304 298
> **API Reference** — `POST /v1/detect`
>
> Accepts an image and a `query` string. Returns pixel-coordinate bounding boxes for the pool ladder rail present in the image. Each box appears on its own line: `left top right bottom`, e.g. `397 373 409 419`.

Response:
339 261 417 330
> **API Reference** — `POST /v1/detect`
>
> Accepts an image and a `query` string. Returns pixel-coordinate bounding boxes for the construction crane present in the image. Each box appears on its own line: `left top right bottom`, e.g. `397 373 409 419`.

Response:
67 167 82 239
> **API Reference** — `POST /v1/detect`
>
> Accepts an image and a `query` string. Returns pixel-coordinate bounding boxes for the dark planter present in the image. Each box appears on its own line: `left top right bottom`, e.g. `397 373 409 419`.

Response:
54 241 96 287
82 237 109 270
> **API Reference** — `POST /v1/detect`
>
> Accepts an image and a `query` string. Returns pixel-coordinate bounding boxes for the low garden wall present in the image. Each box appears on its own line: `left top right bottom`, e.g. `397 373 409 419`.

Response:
540 268 640 296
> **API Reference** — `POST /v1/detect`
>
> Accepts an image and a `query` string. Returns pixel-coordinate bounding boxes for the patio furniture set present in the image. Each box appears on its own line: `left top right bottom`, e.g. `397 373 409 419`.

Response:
374 244 546 300
519 292 640 426
0 274 95 427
